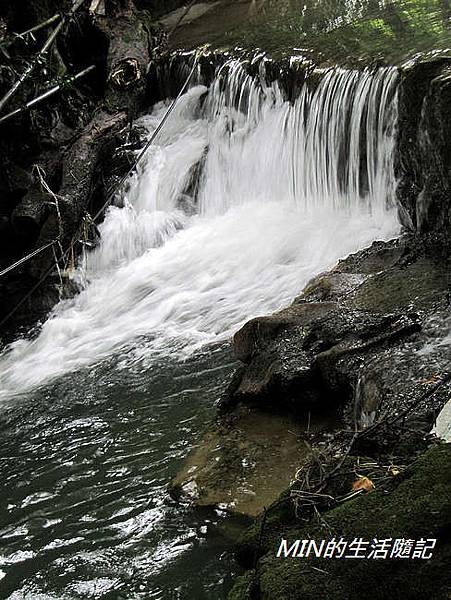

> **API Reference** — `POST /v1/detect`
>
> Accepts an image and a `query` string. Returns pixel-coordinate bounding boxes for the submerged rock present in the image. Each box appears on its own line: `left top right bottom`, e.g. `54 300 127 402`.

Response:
171 404 338 518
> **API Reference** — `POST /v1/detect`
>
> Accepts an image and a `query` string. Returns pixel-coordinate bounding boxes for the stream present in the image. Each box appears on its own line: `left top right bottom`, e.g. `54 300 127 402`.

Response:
0 58 401 598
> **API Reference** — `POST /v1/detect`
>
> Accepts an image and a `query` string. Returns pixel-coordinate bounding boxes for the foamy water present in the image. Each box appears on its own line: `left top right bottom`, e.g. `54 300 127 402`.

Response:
0 62 400 399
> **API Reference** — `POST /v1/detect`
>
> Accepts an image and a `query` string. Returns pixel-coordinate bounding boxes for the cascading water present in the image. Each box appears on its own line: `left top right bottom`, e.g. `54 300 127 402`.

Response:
0 57 402 599
0 59 400 398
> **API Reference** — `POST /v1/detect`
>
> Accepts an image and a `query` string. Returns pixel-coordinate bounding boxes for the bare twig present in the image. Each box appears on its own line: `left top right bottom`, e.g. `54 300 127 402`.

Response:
0 65 95 126
316 431 360 492
5 13 62 47
0 0 87 114
32 165 64 239
318 376 449 489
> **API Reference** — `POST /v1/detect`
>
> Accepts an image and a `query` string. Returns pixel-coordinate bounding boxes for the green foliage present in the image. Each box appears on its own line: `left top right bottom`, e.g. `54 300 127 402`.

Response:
200 0 450 65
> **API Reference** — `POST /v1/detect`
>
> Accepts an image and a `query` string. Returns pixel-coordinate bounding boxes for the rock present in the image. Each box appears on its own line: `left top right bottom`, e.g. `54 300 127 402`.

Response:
170 404 338 518
229 443 451 600
11 181 50 239
229 303 420 414
347 254 451 313
0 2 156 336
25 111 127 280
223 236 451 435
395 58 451 234
335 238 406 274
297 272 367 303
233 303 337 364
176 147 208 213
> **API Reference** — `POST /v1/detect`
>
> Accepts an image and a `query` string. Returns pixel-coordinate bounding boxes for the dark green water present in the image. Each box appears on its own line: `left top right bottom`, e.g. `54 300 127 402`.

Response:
1 3 448 598
0 344 245 599
171 0 451 64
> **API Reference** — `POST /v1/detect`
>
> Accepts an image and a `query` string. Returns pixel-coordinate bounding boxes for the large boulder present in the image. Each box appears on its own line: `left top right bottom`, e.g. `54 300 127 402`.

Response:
221 237 451 436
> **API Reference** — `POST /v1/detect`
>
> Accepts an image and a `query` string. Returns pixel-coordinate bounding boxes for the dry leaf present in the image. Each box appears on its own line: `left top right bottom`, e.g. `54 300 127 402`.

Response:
421 373 440 386
352 476 375 492
388 465 400 477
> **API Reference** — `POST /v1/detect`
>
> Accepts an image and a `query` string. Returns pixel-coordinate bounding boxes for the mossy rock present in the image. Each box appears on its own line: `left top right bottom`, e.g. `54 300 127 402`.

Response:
227 571 256 600
234 489 296 569
229 443 451 600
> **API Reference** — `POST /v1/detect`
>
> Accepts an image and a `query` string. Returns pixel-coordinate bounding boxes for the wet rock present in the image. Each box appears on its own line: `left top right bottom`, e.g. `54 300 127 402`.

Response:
229 304 422 417
335 237 407 274
176 148 208 213
223 236 451 433
207 234 451 600
396 58 451 234
26 111 127 279
11 181 50 240
0 2 153 336
171 404 338 518
229 443 451 600
0 274 65 342
296 272 367 303
233 302 337 364
347 254 451 313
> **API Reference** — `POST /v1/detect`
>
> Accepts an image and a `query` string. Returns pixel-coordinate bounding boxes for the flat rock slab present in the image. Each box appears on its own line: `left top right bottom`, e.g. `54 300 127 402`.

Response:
160 2 223 29
171 405 337 517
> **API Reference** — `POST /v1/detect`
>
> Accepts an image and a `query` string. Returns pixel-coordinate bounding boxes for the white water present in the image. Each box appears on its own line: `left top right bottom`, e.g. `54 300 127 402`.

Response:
0 60 400 398
418 328 451 442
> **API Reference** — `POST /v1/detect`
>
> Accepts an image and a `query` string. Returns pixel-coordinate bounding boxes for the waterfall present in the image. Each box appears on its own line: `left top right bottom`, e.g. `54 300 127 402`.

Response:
197 60 398 215
0 58 400 399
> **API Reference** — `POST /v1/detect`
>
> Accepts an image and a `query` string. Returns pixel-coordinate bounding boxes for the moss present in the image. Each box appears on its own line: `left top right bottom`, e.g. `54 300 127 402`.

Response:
230 444 451 600
228 571 256 600
234 490 296 568
169 0 451 66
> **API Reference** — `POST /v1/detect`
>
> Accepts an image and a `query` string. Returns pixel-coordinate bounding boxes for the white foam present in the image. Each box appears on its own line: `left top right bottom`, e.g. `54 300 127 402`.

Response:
0 62 400 399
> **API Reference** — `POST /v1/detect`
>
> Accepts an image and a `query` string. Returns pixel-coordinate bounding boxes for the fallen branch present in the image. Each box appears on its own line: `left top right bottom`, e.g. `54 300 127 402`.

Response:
4 13 62 47
0 65 95 126
313 372 451 495
0 0 87 114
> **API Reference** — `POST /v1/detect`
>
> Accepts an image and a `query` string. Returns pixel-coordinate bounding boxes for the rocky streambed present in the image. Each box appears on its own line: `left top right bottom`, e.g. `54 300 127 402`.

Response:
172 235 451 597
167 43 451 600
0 2 450 599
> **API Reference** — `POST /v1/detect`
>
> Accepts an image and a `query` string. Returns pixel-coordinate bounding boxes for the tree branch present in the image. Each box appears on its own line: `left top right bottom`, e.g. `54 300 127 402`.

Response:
0 0 87 114
4 13 62 47
0 65 96 126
